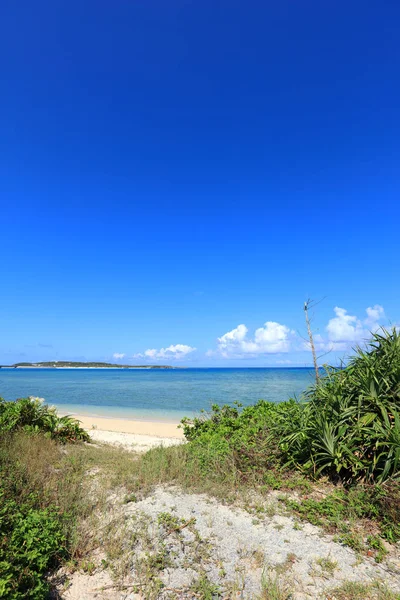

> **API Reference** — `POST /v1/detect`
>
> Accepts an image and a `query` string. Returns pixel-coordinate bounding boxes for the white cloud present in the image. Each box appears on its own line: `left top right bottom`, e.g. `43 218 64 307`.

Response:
252 322 292 353
306 305 386 353
113 353 126 360
218 324 248 347
134 344 196 361
326 307 364 343
211 321 294 358
305 333 342 352
326 305 386 346
364 304 385 327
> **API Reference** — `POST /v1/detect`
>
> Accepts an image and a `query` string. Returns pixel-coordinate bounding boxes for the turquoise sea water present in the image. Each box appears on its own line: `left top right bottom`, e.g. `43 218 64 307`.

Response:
0 368 315 422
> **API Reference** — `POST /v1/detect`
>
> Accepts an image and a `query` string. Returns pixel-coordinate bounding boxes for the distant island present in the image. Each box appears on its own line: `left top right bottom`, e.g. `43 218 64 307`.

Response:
0 361 176 369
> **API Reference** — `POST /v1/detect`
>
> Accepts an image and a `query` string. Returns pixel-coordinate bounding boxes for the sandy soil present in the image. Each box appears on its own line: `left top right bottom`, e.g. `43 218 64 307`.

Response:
75 414 184 452
57 486 400 599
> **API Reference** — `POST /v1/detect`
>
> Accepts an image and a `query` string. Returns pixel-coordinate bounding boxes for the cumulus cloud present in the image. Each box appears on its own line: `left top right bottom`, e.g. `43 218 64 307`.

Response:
308 305 386 353
210 321 294 358
364 304 385 327
134 344 196 360
326 307 364 344
218 324 248 347
113 353 126 360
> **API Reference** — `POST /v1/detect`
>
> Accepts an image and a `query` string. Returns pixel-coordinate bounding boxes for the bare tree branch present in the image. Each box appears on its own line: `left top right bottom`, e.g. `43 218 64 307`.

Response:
317 347 333 361
304 298 320 383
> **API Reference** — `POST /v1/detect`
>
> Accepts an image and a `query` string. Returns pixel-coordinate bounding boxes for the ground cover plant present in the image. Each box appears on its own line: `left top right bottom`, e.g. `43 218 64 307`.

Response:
0 466 66 598
0 400 90 599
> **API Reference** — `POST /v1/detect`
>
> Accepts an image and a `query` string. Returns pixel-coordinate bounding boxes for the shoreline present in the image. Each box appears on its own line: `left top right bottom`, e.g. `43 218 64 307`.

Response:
71 414 185 452
60 408 186 426
71 414 184 438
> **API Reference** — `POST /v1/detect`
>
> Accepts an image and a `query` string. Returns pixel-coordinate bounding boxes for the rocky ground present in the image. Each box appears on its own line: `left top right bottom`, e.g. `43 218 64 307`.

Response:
55 485 400 600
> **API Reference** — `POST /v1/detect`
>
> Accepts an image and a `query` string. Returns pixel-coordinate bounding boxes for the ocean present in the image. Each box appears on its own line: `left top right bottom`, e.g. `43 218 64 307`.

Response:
0 367 315 422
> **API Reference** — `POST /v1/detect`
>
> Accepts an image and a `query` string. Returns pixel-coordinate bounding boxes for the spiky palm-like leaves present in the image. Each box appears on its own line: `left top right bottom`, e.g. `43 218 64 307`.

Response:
282 328 400 483
0 396 90 443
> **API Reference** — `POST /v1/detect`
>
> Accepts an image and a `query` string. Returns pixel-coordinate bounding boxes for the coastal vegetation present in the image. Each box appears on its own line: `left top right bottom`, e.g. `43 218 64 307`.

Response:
0 396 90 443
1 328 400 597
183 328 400 484
0 402 89 598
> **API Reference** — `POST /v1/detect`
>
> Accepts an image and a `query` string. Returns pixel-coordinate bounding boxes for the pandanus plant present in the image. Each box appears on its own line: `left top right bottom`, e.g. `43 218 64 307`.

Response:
280 328 400 483
0 396 90 443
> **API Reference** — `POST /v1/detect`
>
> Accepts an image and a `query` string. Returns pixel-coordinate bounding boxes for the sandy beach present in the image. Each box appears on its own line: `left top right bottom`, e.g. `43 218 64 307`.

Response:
74 414 185 452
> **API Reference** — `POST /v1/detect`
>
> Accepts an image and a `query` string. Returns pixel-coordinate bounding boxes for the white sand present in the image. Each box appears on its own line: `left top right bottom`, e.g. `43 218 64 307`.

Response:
75 414 185 452
88 428 184 452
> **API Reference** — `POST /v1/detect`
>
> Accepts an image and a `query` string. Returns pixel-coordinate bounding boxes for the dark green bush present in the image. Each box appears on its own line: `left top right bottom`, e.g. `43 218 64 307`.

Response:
0 438 69 599
284 328 400 483
0 399 90 598
0 493 66 598
181 399 303 477
182 329 400 484
0 396 90 443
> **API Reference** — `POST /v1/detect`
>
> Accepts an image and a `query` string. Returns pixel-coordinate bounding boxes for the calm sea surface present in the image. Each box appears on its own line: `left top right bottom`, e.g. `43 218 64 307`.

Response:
0 368 315 422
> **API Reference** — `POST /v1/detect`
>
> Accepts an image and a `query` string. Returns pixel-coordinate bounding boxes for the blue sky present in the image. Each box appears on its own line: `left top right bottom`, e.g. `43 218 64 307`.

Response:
1 0 399 366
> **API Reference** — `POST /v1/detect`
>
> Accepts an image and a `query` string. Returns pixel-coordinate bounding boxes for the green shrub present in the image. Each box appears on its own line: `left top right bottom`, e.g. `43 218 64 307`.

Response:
0 418 90 597
0 396 90 443
181 399 303 478
0 494 66 598
0 437 70 599
182 329 400 485
283 328 400 483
